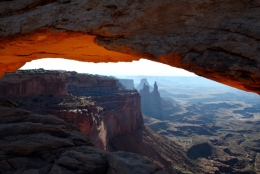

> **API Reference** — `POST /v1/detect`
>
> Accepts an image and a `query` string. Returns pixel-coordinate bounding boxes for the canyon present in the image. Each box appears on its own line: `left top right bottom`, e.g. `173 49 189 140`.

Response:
0 96 167 174
0 1 260 173
0 69 196 173
139 76 260 173
0 69 143 151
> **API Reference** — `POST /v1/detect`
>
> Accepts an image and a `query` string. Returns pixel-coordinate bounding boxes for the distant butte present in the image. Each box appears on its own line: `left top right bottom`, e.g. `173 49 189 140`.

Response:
0 1 259 94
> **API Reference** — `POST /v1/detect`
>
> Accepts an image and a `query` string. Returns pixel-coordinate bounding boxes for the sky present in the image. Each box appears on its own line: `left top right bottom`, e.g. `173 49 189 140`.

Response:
20 58 196 77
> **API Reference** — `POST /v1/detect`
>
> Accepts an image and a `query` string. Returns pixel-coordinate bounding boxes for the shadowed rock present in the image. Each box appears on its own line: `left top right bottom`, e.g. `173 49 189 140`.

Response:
187 142 213 160
0 0 259 94
0 70 144 150
0 97 167 174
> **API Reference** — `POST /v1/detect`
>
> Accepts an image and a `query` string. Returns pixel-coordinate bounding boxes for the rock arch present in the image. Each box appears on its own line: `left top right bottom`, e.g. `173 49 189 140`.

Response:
0 0 259 94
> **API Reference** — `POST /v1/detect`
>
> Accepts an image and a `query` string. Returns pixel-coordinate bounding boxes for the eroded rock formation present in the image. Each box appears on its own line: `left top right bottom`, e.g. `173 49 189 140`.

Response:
136 78 153 92
0 0 260 94
0 69 143 151
139 81 177 120
0 70 199 173
140 82 162 119
0 70 68 96
91 93 144 143
0 69 120 97
0 97 167 174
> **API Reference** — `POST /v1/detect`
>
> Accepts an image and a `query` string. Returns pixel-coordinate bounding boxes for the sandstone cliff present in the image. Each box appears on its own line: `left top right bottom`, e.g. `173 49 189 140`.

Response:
0 70 68 96
0 0 259 95
91 93 143 142
0 69 120 97
0 97 167 174
66 72 144 149
0 69 143 151
0 70 197 173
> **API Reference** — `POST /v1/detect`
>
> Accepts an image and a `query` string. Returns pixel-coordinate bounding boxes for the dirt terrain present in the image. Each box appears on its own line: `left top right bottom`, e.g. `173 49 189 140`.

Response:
139 76 260 174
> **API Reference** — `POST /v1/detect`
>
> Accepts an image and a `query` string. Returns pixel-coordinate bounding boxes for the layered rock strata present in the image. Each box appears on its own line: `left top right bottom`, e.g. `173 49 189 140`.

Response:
0 70 68 96
91 93 144 143
0 69 120 97
0 97 167 174
0 70 197 173
0 69 143 150
0 0 260 94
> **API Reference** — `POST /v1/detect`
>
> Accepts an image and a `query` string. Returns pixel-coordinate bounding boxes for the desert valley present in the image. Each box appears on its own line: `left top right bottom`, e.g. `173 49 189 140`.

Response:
133 75 260 173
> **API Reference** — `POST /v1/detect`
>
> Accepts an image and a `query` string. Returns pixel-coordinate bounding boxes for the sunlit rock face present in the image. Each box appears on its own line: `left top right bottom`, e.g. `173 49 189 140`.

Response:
0 0 260 94
0 72 68 96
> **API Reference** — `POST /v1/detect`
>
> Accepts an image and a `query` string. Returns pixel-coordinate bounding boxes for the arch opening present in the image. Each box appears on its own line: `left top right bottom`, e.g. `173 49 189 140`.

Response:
0 31 140 76
0 31 259 95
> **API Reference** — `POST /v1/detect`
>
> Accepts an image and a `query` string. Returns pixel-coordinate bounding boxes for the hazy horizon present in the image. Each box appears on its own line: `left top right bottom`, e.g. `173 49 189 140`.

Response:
20 58 197 77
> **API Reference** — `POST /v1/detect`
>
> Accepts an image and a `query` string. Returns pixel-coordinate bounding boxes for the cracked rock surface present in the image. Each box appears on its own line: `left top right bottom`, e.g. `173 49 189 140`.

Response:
0 0 259 94
0 97 167 174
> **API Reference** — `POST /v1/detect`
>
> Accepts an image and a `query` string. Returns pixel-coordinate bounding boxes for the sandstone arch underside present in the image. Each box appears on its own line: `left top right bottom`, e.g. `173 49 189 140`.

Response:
0 0 259 94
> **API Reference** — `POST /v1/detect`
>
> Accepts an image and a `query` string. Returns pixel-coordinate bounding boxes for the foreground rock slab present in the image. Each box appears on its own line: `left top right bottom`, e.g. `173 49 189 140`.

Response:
0 97 167 174
0 0 260 94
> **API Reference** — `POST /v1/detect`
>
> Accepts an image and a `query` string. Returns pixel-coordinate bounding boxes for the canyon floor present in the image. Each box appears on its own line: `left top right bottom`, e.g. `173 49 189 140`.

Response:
136 76 260 174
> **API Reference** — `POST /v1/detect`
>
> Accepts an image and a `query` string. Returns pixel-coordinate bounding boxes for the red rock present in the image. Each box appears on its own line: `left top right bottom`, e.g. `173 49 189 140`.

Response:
0 70 143 151
0 72 67 96
0 1 259 94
